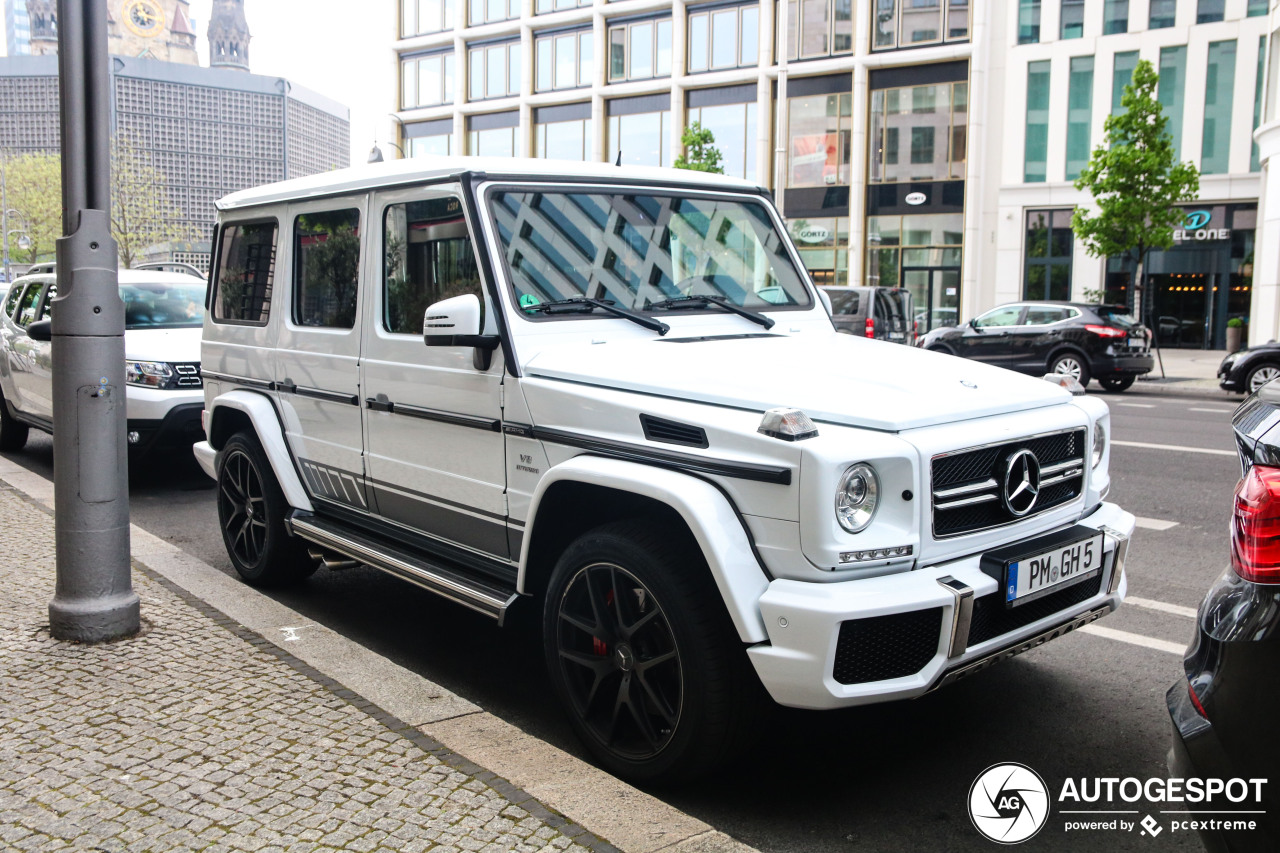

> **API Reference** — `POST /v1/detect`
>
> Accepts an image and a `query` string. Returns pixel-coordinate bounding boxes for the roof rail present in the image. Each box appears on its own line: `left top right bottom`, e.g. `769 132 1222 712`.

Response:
132 261 206 278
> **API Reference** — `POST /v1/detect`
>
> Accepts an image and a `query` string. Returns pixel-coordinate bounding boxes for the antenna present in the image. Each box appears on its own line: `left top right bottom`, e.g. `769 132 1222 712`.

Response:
615 151 622 167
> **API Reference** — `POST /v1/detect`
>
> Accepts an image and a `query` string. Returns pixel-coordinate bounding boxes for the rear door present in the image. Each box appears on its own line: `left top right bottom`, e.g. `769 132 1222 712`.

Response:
1010 305 1075 372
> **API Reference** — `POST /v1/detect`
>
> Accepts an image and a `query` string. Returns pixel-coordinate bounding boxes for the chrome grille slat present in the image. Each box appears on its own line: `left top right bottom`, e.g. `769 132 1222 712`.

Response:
933 478 998 500
935 493 999 510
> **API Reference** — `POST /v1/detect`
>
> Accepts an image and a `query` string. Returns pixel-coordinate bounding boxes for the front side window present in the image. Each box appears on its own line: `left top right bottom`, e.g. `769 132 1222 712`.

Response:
688 4 759 72
489 190 812 316
535 29 593 92
3 282 25 318
608 18 673 82
213 221 277 325
293 209 361 330
469 41 521 101
14 283 43 328
383 195 480 335
976 305 1024 327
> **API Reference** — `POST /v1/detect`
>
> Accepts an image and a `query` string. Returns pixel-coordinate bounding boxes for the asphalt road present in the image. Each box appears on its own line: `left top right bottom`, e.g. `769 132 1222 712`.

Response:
2 390 1248 852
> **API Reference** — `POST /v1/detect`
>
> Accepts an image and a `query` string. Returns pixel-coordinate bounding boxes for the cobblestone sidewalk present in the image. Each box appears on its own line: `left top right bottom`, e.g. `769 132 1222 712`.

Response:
0 483 612 853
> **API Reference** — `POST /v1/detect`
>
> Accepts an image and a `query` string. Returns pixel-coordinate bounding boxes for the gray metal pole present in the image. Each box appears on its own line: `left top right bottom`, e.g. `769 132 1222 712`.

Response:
49 0 138 642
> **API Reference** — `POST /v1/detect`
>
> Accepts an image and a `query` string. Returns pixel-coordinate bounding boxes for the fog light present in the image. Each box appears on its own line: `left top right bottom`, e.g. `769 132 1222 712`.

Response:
127 431 141 445
840 545 913 564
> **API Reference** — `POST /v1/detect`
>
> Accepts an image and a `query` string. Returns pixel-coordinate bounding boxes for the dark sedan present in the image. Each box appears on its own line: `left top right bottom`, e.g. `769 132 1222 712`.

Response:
1219 344 1280 394
918 301 1153 391
1166 384 1280 853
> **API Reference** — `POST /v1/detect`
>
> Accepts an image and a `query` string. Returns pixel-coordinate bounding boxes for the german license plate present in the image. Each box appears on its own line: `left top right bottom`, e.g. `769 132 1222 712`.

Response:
1003 532 1103 606
1127 336 1146 349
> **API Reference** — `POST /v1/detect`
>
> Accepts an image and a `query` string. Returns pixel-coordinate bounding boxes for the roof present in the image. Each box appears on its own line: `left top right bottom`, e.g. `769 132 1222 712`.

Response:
171 7 195 36
215 156 767 211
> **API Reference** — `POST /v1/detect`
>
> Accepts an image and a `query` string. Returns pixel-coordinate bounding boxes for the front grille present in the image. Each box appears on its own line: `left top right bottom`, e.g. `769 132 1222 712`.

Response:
931 429 1085 538
833 607 943 685
967 571 1104 647
171 362 203 389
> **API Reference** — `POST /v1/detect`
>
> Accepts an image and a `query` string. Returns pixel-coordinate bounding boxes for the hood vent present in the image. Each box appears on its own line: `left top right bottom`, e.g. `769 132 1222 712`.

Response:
640 414 708 448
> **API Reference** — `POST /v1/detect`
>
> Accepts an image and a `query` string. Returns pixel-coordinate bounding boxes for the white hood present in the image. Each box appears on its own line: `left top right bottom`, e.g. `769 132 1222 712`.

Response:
123 327 203 363
523 332 1071 432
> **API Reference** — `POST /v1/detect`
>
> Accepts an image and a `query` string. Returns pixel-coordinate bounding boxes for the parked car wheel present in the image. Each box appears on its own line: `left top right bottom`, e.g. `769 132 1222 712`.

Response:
216 432 316 587
1098 376 1136 393
542 520 765 783
1247 363 1280 393
0 386 29 452
1050 352 1092 387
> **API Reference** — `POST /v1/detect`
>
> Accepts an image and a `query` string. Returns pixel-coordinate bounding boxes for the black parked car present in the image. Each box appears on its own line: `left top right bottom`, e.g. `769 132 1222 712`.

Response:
918 301 1153 392
820 286 916 345
1166 384 1280 853
1219 344 1280 394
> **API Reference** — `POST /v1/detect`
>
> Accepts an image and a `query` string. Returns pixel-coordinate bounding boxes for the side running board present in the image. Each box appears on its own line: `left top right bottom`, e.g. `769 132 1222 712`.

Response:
287 512 519 624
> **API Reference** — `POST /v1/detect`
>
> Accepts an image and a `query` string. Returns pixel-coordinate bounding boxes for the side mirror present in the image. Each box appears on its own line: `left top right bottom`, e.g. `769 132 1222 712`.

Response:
423 293 500 370
968 318 981 331
26 319 52 342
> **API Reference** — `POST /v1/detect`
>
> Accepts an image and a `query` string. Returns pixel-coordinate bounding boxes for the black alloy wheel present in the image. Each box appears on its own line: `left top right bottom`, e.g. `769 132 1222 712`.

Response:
1098 375 1136 392
0 386 29 452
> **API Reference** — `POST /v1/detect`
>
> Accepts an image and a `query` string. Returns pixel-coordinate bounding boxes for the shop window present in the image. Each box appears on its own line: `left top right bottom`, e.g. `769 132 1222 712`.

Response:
869 82 967 183
608 17 672 82
608 109 671 167
687 101 757 180
536 117 593 161
536 0 590 13
1024 209 1073 301
469 0 518 26
1066 56 1093 181
1018 0 1040 45
403 0 458 36
1103 0 1128 35
1149 0 1176 29
1159 45 1187 162
1197 0 1224 24
688 3 759 73
788 92 852 187
293 209 360 330
535 28 593 92
788 218 848 286
469 125 517 157
410 133 454 158
1024 61 1050 183
871 0 967 51
1111 51 1137 114
1253 37 1266 171
214 221 276 325
401 51 455 109
1061 0 1083 40
867 213 962 331
1202 41 1237 176
469 40 521 101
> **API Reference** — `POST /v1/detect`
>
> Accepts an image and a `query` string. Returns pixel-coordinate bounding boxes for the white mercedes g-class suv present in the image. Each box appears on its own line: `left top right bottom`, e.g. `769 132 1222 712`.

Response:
194 157 1133 782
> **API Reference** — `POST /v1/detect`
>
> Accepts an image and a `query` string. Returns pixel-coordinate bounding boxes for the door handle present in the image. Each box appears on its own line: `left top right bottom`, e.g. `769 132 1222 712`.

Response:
365 397 393 412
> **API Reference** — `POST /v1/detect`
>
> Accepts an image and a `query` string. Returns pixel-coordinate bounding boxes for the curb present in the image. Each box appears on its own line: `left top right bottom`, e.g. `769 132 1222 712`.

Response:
1120 379 1244 404
0 458 758 853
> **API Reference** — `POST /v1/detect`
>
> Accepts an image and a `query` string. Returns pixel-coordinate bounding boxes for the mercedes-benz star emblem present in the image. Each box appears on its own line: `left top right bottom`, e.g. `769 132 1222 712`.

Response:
1001 449 1041 517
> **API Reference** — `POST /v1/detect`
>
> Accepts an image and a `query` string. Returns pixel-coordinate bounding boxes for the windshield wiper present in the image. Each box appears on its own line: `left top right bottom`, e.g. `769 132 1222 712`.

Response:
648 296 775 330
524 297 669 335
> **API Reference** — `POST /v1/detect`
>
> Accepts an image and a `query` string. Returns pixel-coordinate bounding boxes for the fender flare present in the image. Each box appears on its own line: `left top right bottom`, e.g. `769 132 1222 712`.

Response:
207 390 313 512
521 455 770 643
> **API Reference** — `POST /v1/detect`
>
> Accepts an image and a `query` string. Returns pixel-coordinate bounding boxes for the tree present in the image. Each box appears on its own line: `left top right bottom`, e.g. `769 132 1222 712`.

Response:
674 122 725 174
3 152 63 264
111 139 197 268
1072 59 1199 323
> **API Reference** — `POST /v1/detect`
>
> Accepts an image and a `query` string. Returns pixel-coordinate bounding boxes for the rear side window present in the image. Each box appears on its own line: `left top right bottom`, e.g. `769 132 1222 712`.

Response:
383 195 481 335
213 220 277 325
825 290 860 315
1096 308 1138 329
293 209 361 329
1024 306 1070 325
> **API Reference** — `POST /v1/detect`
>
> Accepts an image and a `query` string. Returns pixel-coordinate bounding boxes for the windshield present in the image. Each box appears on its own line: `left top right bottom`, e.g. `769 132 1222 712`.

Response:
121 280 206 330
488 189 812 316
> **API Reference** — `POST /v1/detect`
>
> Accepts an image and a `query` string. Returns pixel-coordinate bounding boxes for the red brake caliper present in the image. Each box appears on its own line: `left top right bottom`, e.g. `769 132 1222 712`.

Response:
593 590 614 656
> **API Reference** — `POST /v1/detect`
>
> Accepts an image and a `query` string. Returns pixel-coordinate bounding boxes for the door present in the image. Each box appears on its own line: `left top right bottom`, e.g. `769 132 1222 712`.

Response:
10 281 53 422
274 200 370 512
953 303 1025 367
1008 304 1075 372
360 185 508 559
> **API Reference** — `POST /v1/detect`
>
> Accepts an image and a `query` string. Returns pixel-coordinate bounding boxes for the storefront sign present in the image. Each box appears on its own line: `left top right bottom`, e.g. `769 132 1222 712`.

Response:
1174 209 1230 242
796 225 832 243
905 192 927 205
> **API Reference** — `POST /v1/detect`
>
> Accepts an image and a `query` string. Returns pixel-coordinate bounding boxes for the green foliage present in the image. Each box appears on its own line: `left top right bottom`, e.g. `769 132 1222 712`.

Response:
1072 60 1200 268
1227 317 1244 328
111 139 199 268
674 122 725 174
3 152 62 264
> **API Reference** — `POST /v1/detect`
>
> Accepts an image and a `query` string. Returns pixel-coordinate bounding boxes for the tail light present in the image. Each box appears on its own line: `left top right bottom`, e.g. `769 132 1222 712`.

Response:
1188 682 1208 719
865 317 875 338
1084 324 1127 339
1230 465 1280 583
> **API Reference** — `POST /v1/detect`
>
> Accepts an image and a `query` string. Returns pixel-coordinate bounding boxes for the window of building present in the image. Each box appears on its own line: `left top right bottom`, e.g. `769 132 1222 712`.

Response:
468 112 519 156
1018 0 1040 45
1103 0 1128 34
688 3 758 73
781 0 853 59
1159 45 1187 162
1202 40 1237 175
608 17 672 82
1066 56 1093 181
789 218 849 286
1197 0 1225 24
535 28 593 92
1061 0 1083 39
608 96 671 166
1112 50 1137 114
1024 209 1073 301
1025 61 1050 182
213 221 276 325
407 118 455 158
402 52 455 109
536 0 590 13
869 82 967 183
383 195 479 336
469 0 518 26
469 40 521 101
1149 0 1176 29
535 104 593 161
871 0 968 52
293 209 360 330
1253 37 1266 171
788 92 852 187
402 0 458 36
866 213 962 331
688 98 757 180
1249 0 1268 17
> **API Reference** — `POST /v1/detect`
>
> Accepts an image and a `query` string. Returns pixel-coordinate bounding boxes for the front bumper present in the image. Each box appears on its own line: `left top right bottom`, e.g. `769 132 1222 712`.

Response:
746 501 1133 709
126 402 205 458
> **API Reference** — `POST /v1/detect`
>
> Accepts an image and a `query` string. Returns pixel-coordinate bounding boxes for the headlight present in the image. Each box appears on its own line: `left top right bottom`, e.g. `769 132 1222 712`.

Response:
1092 421 1107 469
835 463 879 533
125 360 173 388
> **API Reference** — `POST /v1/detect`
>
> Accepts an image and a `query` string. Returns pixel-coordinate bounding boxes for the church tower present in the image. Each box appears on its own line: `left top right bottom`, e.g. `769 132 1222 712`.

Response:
26 0 57 56
208 0 250 72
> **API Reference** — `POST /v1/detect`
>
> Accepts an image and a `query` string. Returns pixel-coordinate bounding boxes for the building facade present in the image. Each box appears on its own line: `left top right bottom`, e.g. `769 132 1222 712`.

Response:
4 0 31 56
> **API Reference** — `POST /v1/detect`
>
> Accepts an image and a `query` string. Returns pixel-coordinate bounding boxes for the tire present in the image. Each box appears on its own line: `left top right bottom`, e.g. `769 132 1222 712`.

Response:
1246 363 1280 394
1098 376 1136 393
1050 352 1091 387
542 519 767 784
216 431 316 587
0 385 29 452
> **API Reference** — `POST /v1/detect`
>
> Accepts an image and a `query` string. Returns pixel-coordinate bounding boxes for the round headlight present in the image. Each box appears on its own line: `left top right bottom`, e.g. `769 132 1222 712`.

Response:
835 463 880 533
1092 421 1107 469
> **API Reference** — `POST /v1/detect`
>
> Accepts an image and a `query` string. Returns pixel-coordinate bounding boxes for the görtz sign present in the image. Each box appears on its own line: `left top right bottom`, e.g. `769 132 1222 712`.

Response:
1173 209 1230 242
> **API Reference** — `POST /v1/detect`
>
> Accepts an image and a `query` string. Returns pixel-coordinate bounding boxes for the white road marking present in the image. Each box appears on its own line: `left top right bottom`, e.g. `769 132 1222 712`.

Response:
1134 516 1180 531
1079 624 1185 655
1114 402 1156 408
1188 407 1234 414
1112 440 1235 456
1125 596 1198 619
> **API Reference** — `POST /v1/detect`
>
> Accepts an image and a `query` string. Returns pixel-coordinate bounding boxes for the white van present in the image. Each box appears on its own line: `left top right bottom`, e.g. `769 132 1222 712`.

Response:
194 157 1134 782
